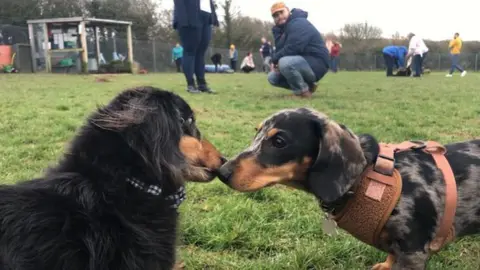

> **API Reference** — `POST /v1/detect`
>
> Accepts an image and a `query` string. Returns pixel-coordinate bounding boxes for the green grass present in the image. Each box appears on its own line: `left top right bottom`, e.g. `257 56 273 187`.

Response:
1 72 479 269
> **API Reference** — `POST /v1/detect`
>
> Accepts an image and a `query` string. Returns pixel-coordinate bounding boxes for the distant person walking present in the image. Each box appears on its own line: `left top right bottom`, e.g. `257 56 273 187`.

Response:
173 0 219 93
330 42 341 73
446 32 467 77
229 44 238 71
171 43 183 73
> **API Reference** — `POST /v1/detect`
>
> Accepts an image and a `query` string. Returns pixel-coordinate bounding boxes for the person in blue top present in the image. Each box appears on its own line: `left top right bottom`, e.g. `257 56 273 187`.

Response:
382 45 407 76
173 0 219 94
268 2 330 98
171 43 184 73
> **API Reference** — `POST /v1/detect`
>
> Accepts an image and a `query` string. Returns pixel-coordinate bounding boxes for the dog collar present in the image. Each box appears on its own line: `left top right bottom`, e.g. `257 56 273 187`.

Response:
126 178 186 209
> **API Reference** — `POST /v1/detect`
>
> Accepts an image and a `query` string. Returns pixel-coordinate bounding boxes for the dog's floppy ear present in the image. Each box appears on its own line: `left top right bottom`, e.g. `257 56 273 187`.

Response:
307 118 366 204
91 89 186 180
90 94 152 131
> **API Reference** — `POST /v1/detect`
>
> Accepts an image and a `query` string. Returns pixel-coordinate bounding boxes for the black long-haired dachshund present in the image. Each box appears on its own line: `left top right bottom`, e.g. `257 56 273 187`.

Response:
0 86 225 270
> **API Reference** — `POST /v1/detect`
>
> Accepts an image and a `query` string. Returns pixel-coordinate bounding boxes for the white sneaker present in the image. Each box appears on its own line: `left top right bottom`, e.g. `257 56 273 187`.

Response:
445 74 452 77
461 71 467 77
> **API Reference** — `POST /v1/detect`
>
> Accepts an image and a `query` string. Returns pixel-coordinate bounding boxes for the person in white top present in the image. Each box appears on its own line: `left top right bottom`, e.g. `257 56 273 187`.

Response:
240 52 256 73
405 33 429 77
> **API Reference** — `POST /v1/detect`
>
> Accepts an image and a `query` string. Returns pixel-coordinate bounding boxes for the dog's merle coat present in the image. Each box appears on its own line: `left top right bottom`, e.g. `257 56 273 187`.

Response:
218 108 480 270
0 87 224 270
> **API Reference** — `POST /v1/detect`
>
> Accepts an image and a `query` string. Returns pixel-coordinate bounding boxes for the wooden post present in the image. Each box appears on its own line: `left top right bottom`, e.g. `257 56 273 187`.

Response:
438 54 441 71
79 21 88 73
126 24 134 73
27 23 36 72
43 23 51 72
95 26 101 70
475 53 478 72
152 39 156 72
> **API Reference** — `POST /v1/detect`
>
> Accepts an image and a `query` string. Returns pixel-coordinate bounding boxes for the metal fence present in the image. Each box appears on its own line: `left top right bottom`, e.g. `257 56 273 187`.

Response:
2 24 480 73
120 39 480 73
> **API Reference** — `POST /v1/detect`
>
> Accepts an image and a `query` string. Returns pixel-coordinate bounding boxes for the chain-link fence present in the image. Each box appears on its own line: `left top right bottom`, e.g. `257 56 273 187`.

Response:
122 38 480 73
2 24 480 73
0 24 29 45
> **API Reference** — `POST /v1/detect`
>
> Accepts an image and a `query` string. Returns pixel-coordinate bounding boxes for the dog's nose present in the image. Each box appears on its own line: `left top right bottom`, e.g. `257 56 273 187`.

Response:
220 156 228 165
216 163 233 184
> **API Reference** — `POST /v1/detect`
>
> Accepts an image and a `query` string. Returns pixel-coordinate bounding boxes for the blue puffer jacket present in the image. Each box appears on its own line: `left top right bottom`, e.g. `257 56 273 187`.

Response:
271 9 329 80
382 46 408 67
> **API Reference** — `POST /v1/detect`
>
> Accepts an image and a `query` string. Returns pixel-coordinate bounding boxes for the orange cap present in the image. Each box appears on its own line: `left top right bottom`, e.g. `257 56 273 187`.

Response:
271 2 287 15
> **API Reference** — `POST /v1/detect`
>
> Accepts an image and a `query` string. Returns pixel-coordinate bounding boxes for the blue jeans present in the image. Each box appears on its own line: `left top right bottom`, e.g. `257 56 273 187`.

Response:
449 54 464 74
330 56 338 72
267 56 317 95
413 54 423 77
177 11 212 86
383 53 395 76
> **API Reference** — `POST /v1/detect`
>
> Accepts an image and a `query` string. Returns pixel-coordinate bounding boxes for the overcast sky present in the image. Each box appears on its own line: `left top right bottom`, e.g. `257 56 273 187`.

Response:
161 0 479 41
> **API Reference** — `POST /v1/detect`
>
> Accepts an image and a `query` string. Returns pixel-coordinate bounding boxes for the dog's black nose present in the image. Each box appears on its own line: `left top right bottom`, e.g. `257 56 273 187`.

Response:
216 163 232 184
220 156 228 165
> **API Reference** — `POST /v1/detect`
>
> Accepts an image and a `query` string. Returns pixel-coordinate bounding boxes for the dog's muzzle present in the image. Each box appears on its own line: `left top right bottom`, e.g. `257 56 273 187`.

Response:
216 161 233 184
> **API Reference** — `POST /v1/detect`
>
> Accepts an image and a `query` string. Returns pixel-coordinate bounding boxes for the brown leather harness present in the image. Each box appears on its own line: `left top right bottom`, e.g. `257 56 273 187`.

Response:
331 141 457 253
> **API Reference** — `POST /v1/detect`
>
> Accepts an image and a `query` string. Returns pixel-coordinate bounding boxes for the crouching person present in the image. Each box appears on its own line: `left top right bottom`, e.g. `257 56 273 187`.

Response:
267 2 329 98
382 45 407 76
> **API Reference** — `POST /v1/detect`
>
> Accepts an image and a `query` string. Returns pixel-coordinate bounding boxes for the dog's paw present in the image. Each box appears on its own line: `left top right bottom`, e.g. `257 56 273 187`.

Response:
371 262 391 270
173 261 185 270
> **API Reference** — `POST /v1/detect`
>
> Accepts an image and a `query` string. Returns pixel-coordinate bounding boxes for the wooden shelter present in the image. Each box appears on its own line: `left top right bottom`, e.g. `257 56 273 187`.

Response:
26 17 133 73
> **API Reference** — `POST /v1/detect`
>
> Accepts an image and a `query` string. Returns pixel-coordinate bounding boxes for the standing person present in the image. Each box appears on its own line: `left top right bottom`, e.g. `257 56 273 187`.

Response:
259 37 272 73
173 0 219 94
240 52 255 73
446 32 467 77
330 42 341 73
405 33 428 77
171 43 183 73
268 41 275 54
229 44 238 71
267 2 329 98
382 45 407 76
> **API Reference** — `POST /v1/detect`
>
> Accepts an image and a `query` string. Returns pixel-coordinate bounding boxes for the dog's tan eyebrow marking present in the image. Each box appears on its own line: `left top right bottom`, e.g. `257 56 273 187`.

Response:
267 128 279 138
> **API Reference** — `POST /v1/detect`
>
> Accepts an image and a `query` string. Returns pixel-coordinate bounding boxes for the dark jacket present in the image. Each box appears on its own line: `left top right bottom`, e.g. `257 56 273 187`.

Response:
260 42 271 58
173 0 219 29
211 53 222 65
271 9 329 79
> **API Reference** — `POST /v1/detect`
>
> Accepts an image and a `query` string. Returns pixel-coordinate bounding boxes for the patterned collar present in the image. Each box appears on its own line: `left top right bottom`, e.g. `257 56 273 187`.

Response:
126 178 186 209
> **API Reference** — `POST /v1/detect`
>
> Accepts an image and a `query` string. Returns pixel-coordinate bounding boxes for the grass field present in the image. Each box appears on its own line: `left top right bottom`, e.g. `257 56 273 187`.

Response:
0 72 479 269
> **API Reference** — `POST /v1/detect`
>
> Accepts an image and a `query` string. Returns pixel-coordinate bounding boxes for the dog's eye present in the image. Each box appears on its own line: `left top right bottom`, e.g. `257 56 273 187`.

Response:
272 135 287 148
187 117 193 125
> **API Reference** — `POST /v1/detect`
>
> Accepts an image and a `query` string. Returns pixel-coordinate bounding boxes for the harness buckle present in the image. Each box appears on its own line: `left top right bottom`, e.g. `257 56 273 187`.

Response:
407 140 427 150
373 154 395 176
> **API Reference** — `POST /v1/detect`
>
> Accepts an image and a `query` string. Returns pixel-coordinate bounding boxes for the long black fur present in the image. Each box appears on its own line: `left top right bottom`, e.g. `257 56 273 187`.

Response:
0 86 208 270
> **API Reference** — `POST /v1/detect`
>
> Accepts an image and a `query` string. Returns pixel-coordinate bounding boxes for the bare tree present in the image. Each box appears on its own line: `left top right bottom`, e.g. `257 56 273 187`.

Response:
219 0 240 48
339 22 382 40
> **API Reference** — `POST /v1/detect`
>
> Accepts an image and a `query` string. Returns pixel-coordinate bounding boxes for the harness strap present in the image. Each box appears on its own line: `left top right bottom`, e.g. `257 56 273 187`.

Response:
423 142 457 252
373 141 457 252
